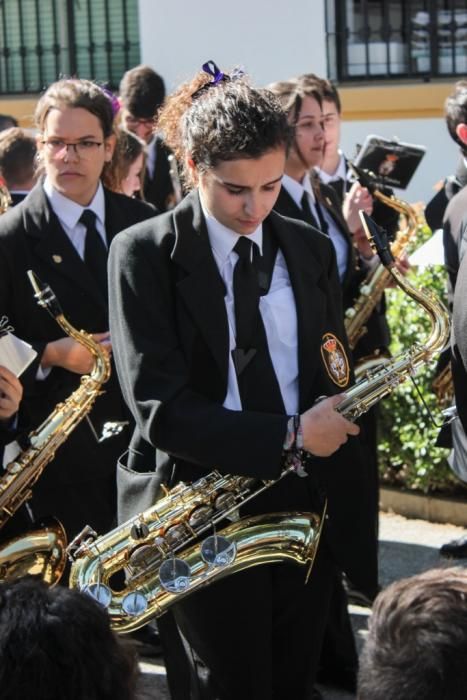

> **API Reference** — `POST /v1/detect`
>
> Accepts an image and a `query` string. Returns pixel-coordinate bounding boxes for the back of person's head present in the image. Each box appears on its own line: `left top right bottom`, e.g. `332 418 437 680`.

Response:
35 78 115 138
358 567 467 700
158 63 290 189
0 114 18 131
298 73 341 113
445 80 467 154
0 577 137 700
119 64 166 119
0 127 37 190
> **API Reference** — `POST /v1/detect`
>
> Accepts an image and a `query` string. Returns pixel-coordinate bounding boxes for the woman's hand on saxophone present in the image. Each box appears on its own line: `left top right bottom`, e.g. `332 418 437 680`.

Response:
0 366 23 421
300 394 359 457
41 332 112 374
343 182 373 234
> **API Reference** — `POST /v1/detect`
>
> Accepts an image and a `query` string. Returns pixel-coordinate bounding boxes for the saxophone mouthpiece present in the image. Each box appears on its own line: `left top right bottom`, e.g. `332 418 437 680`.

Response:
348 161 378 194
27 270 63 319
359 212 395 267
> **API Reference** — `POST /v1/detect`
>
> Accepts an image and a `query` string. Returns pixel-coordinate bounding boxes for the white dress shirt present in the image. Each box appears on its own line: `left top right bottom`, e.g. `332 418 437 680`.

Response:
43 177 107 258
282 174 349 282
201 200 299 415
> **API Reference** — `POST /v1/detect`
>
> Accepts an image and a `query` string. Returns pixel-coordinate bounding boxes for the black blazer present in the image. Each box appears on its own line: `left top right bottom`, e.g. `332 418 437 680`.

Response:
0 183 156 491
143 135 175 212
274 182 390 358
109 190 378 595
443 184 467 308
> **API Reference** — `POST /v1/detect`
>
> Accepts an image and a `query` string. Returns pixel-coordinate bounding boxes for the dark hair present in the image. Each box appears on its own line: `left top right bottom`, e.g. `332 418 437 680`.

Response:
358 567 467 700
0 114 18 131
119 65 166 119
35 78 115 138
0 127 37 188
267 77 322 124
102 128 146 193
445 80 467 155
158 68 290 189
0 577 138 700
298 73 341 113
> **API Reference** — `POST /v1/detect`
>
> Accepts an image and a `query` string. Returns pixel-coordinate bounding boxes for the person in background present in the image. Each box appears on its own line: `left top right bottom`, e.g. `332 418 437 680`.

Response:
0 576 138 700
102 129 149 200
0 114 18 132
119 64 175 211
0 78 155 545
357 567 467 700
0 127 37 205
268 74 378 697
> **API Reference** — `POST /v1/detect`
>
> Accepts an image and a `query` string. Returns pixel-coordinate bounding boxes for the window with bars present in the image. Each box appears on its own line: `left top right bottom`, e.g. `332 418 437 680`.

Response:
326 0 467 81
0 0 141 94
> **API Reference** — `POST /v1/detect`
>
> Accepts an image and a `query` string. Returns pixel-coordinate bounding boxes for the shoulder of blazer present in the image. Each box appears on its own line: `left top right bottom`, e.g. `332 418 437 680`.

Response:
269 208 334 264
104 188 157 226
0 183 47 243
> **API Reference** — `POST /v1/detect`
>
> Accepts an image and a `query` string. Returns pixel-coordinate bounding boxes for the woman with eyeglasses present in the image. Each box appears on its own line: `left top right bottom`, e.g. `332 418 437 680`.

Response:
0 78 155 546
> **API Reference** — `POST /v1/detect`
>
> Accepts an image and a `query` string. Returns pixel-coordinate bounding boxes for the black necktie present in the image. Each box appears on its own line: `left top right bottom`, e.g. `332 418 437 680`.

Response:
300 191 319 228
328 177 346 204
79 209 108 298
231 233 284 414
314 199 329 235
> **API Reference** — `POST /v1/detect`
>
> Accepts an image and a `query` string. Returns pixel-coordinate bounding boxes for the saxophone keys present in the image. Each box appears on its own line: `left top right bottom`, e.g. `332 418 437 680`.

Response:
121 590 148 616
83 582 112 608
159 558 191 593
200 534 236 567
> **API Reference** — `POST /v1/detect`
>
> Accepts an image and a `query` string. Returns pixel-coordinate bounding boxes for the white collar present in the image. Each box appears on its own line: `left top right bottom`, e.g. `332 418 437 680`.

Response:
316 151 347 183
282 173 315 208
200 193 263 265
43 177 106 228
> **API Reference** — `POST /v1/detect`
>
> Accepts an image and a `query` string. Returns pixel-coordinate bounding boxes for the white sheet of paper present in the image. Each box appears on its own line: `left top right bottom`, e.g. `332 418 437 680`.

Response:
0 332 37 377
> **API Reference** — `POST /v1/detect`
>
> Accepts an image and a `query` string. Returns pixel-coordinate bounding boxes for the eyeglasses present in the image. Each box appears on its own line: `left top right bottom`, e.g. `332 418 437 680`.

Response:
123 115 154 128
41 139 103 157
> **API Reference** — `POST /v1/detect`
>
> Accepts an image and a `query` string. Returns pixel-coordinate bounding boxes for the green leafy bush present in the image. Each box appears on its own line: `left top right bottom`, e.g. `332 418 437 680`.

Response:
376 248 461 494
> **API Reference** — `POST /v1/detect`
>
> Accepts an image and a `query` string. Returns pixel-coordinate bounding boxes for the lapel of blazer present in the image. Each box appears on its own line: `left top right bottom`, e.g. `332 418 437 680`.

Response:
275 185 309 224
268 210 327 411
23 184 107 309
171 191 230 381
317 181 357 292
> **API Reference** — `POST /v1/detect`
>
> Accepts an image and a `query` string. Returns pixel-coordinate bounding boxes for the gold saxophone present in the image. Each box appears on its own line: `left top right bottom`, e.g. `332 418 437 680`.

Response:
0 271 111 584
68 212 449 633
344 163 424 354
0 177 12 214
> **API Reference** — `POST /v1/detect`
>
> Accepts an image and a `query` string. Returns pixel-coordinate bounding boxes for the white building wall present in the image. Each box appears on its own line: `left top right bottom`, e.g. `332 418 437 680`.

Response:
137 1 459 207
138 0 328 90
340 118 460 206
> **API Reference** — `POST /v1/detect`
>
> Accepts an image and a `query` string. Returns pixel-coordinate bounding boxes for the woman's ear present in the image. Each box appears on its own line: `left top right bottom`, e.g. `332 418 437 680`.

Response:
186 155 199 184
455 123 467 148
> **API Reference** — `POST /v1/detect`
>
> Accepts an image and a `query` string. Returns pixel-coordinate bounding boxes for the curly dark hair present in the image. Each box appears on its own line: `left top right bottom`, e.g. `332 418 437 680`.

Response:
158 67 291 189
0 577 138 700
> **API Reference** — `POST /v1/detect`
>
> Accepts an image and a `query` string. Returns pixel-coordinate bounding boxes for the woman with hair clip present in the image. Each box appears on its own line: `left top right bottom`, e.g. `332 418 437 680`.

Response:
109 61 378 700
0 78 155 545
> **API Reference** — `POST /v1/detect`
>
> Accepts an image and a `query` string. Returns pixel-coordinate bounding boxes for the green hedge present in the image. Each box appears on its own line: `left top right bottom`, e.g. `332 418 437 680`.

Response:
376 250 462 494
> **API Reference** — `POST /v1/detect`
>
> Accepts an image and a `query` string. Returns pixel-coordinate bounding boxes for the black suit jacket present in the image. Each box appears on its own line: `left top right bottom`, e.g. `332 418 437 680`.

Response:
0 184 155 524
274 182 390 358
109 190 378 595
443 184 467 308
143 135 175 212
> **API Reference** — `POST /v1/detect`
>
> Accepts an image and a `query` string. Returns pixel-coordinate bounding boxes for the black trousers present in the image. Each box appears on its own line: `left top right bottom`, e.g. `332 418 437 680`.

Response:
172 535 336 700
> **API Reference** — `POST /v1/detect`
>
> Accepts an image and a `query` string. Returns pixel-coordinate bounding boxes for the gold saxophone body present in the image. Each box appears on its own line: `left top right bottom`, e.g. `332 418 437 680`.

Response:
344 163 425 357
68 212 449 632
0 271 111 584
0 177 12 214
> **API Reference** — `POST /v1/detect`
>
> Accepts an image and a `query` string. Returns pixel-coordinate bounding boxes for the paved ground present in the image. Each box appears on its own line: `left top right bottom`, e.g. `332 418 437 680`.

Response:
135 510 467 700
